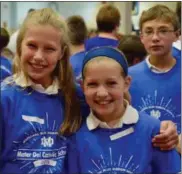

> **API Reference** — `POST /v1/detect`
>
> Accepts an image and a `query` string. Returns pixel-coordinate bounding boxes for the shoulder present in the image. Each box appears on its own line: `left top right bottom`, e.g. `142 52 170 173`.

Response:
70 51 85 65
137 112 160 137
129 60 146 75
67 123 88 144
1 77 23 100
1 77 15 92
1 56 12 68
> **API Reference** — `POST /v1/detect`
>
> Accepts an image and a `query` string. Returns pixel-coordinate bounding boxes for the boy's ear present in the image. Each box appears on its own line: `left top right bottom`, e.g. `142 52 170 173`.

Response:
174 29 180 41
140 33 145 45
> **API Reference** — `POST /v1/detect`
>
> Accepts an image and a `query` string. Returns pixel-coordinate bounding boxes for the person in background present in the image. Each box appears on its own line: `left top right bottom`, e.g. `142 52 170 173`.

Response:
87 28 98 38
172 1 181 58
66 15 87 84
129 5 181 154
0 27 12 81
67 46 180 174
7 8 36 56
0 8 86 174
118 35 147 66
84 4 120 51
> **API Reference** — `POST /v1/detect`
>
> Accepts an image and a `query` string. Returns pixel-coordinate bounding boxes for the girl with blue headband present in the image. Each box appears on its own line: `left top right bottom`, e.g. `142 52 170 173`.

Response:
67 46 180 174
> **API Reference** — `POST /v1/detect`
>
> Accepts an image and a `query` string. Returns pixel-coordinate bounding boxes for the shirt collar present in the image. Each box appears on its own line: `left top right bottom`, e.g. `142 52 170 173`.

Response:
87 100 139 130
145 56 172 73
14 72 60 95
173 39 181 50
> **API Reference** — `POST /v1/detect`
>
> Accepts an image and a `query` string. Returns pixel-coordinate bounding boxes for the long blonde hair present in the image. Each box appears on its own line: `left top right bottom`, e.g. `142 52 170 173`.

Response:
13 8 82 136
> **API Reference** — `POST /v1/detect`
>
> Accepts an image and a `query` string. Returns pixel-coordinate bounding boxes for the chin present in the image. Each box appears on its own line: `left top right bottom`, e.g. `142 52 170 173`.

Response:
96 109 113 117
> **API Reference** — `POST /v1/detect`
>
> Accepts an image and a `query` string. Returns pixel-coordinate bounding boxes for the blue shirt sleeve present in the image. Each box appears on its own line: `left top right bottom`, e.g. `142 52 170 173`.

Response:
151 147 181 173
149 115 181 173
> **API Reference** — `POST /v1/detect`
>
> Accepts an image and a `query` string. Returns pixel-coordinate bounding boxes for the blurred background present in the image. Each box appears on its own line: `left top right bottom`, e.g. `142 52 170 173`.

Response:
1 1 178 35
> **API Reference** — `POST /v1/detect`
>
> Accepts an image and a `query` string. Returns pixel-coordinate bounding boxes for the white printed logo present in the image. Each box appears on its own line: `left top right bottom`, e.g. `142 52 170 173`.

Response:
41 136 54 147
150 110 161 119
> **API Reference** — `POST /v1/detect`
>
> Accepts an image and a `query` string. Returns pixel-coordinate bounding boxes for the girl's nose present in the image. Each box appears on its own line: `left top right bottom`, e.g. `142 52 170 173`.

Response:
96 86 108 98
33 49 44 62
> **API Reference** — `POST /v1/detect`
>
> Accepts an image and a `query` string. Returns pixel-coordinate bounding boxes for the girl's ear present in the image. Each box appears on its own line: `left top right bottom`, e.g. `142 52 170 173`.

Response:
124 75 132 92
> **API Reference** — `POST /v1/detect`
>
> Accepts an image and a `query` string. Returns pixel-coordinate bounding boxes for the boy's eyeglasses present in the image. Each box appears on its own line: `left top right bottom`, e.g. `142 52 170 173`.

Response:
141 29 175 38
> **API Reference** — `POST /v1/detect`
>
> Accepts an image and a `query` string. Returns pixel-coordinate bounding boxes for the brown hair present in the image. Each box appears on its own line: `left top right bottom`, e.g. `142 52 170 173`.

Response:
139 4 180 31
66 15 88 45
118 35 147 66
96 4 121 32
176 2 181 25
13 8 82 136
0 27 10 52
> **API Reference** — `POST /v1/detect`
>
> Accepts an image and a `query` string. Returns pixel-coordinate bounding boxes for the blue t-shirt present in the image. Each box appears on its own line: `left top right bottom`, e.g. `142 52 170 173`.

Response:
0 79 89 174
85 36 119 52
67 113 180 173
0 56 12 82
172 46 181 60
129 58 181 133
70 51 85 86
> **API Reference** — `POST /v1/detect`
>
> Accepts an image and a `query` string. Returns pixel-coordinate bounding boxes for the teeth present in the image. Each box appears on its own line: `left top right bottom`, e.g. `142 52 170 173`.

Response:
32 64 44 69
97 101 110 105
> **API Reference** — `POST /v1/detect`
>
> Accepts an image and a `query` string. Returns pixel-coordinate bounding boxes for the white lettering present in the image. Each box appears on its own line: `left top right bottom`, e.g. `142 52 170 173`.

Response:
33 152 41 158
17 151 32 158
58 149 66 157
42 152 57 158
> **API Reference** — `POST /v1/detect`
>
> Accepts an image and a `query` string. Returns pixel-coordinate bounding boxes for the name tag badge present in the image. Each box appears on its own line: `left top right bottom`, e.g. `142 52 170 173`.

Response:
110 127 134 141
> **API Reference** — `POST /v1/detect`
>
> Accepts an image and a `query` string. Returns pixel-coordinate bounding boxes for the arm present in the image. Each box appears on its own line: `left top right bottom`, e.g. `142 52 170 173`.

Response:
152 120 179 151
176 134 181 154
151 147 181 174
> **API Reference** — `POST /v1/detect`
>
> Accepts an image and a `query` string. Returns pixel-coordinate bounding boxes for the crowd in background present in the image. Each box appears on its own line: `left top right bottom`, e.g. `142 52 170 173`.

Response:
0 2 181 174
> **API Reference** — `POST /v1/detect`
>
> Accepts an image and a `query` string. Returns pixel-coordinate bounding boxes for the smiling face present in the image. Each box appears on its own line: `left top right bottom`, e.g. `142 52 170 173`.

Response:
140 19 178 57
20 24 62 87
83 57 131 120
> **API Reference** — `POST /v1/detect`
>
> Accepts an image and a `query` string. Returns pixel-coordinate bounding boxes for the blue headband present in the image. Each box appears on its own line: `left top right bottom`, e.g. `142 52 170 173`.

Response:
82 46 128 76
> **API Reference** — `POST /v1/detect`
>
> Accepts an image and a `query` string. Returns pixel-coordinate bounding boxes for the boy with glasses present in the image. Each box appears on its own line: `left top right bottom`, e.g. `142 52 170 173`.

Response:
128 5 181 154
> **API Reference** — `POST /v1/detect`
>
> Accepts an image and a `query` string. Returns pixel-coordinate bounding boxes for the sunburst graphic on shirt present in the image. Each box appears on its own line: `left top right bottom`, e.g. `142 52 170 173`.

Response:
88 147 139 174
138 90 181 133
12 112 67 174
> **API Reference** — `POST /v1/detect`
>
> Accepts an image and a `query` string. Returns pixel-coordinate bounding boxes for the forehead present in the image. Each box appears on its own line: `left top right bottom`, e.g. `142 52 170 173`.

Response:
86 56 121 67
142 19 174 30
23 24 62 44
84 57 122 76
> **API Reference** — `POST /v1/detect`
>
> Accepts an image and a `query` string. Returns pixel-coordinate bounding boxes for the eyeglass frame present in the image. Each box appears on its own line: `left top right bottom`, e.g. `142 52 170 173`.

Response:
140 28 177 38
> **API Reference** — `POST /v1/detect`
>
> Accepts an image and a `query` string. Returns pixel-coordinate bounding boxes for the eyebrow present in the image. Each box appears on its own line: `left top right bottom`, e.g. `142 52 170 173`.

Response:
144 26 172 30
